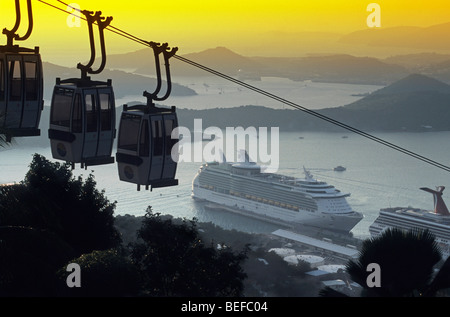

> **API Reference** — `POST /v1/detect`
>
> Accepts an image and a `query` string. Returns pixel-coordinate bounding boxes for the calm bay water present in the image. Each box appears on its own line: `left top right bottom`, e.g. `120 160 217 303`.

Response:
1 78 449 239
2 131 450 240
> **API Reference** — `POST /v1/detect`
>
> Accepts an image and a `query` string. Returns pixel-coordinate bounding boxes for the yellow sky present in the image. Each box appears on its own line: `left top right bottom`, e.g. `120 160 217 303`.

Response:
1 0 450 65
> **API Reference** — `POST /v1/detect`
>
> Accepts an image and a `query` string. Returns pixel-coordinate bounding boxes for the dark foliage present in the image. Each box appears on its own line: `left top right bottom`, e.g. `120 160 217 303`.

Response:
321 227 450 297
347 228 441 296
0 154 122 296
129 209 248 297
56 249 142 297
0 226 77 296
0 154 121 255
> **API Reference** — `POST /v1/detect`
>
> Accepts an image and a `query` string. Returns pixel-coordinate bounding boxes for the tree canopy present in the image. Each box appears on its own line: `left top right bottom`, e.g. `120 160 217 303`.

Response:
0 154 122 255
130 209 248 297
321 227 450 297
0 154 249 297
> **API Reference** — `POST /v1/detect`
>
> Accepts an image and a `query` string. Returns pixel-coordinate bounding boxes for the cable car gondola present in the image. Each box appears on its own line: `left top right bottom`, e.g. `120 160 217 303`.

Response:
0 0 43 141
116 42 179 190
48 10 115 169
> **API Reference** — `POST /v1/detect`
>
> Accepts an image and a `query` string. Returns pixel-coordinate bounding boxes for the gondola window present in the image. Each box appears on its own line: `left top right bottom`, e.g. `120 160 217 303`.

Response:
72 93 82 133
9 60 22 101
152 120 163 156
85 93 97 133
118 114 140 152
99 93 111 131
51 88 73 127
24 61 38 101
139 119 149 157
165 119 175 156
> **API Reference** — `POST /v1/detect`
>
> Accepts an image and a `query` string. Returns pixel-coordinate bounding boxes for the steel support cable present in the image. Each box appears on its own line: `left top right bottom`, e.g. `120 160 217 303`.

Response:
34 0 450 173
173 55 450 173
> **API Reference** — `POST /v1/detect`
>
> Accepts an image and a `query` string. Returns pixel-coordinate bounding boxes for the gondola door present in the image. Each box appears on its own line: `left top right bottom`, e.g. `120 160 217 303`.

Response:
148 115 164 183
96 88 115 157
21 54 42 130
82 89 99 159
5 55 23 129
137 118 151 185
161 114 178 181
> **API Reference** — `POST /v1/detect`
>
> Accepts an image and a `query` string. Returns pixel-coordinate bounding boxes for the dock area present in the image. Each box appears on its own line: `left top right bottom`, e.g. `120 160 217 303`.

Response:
271 229 360 260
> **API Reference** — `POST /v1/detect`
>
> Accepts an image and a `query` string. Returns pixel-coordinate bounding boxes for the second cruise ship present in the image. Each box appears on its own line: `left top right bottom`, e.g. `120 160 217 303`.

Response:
369 186 450 259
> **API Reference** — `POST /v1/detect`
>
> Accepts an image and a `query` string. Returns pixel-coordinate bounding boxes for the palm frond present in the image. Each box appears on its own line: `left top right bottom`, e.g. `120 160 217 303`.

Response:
425 255 450 296
344 227 442 296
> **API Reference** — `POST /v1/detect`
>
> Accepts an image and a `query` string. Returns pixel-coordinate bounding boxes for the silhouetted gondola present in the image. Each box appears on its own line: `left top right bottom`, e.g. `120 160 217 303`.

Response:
0 0 43 141
116 42 179 190
49 10 115 169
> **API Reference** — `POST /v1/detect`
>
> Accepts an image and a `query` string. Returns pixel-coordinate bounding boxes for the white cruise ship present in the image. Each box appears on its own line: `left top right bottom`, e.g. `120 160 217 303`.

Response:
369 186 450 259
191 155 363 233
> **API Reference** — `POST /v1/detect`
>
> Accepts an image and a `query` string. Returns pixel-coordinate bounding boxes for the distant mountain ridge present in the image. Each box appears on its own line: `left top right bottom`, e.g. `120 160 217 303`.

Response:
175 73 450 133
101 46 409 85
371 73 450 95
322 74 450 131
339 22 450 50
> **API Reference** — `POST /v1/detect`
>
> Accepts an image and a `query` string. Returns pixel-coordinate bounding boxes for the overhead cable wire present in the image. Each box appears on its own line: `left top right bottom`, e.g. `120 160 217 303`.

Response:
172 55 450 173
35 0 450 173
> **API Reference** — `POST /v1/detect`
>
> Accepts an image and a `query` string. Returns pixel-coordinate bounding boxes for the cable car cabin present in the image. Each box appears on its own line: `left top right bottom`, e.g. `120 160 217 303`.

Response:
0 46 43 139
116 104 178 190
48 78 116 168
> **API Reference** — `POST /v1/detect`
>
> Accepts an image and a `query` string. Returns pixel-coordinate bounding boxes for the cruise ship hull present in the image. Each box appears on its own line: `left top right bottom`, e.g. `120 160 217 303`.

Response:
369 209 450 259
193 187 362 232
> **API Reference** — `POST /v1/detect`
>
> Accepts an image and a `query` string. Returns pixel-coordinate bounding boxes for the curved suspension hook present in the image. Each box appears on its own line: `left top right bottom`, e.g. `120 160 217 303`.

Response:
146 42 168 100
2 0 34 47
143 42 178 106
77 10 112 79
155 45 178 101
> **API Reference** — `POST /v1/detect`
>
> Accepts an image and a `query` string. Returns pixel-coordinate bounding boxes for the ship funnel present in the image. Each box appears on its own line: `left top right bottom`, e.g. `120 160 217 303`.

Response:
420 186 450 216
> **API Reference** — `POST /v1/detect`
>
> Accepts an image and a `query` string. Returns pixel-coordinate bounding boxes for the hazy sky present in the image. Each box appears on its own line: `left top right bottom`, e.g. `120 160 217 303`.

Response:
1 0 450 65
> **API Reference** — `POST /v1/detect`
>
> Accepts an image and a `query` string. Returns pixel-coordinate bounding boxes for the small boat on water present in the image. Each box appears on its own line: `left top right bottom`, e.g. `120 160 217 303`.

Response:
334 166 346 172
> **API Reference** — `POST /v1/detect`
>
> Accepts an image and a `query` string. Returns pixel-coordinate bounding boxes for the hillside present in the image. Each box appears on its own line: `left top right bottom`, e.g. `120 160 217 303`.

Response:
332 74 450 131
99 46 409 85
176 74 450 133
252 54 408 85
168 47 267 78
384 53 450 72
371 73 450 95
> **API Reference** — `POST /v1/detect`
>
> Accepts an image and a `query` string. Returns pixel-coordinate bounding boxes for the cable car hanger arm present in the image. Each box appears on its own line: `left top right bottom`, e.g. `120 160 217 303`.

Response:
143 42 178 105
2 0 34 47
77 10 112 79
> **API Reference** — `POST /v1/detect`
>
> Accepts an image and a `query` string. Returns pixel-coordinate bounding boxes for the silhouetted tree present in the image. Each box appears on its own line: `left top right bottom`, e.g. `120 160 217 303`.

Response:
0 154 121 255
130 208 248 296
320 228 450 297
56 249 142 297
0 154 123 296
0 226 77 296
